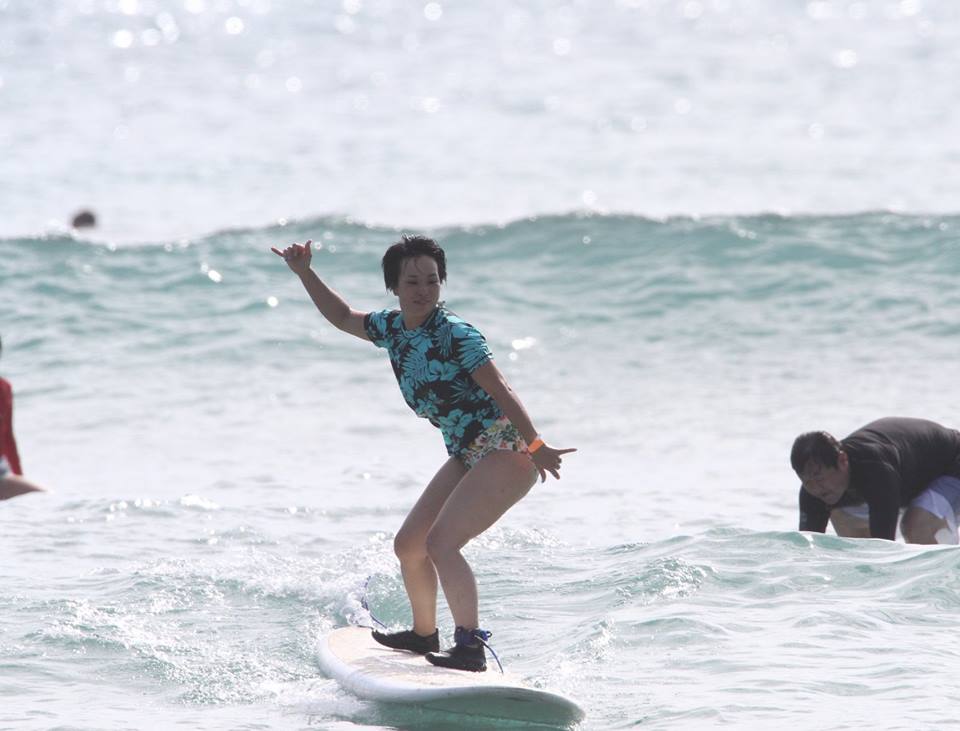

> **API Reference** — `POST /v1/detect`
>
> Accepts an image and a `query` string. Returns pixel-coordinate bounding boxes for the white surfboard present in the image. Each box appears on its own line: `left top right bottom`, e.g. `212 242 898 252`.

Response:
317 626 585 725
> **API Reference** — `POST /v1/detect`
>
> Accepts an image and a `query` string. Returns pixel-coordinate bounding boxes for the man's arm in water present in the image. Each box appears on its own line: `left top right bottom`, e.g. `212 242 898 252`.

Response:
799 488 830 532
861 464 900 541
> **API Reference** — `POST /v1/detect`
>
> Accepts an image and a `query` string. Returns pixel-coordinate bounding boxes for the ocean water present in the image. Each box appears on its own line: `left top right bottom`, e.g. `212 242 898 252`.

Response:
3 1 960 730
4 214 960 730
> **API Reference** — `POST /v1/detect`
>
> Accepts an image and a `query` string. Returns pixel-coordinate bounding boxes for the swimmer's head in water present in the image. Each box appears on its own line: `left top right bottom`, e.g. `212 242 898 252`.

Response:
381 235 447 293
72 210 97 228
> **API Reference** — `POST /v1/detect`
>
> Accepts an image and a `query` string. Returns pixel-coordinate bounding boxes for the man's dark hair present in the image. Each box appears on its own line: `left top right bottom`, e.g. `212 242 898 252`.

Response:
790 431 843 474
381 235 447 292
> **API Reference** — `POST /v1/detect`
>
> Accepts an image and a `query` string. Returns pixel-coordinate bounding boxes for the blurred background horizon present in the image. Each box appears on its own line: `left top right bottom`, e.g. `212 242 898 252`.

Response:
2 0 960 243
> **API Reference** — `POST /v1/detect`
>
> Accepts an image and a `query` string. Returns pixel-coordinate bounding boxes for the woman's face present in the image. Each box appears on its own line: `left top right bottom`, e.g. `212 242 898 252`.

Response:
394 255 441 323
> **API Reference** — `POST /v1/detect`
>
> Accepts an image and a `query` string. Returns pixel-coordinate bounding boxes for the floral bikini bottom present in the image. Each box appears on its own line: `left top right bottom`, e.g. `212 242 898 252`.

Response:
460 415 531 470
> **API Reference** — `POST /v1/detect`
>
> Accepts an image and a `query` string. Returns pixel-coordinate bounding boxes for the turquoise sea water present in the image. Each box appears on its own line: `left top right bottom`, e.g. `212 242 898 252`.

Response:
3 214 960 729
4 0 960 728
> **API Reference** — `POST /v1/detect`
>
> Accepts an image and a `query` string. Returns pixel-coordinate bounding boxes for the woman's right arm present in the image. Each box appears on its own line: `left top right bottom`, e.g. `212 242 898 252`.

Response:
271 240 370 341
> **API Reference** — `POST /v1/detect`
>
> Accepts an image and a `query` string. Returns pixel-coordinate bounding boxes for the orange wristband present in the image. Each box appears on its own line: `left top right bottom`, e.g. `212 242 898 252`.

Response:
527 437 545 453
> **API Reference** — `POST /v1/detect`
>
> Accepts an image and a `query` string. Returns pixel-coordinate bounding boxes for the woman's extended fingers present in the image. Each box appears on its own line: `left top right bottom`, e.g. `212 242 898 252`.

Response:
532 444 576 482
270 244 298 259
542 445 577 462
270 239 313 271
271 241 299 256
270 240 312 265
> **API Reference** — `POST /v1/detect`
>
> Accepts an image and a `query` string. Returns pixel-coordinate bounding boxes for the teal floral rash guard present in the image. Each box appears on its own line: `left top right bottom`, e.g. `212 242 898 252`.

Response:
364 305 503 458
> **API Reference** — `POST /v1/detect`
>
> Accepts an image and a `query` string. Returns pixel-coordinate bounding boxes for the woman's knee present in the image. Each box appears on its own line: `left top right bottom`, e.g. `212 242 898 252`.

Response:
424 526 460 564
394 528 428 562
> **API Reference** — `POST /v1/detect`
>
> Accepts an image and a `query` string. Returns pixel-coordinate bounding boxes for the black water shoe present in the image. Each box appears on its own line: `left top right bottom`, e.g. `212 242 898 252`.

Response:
371 628 440 654
425 626 490 672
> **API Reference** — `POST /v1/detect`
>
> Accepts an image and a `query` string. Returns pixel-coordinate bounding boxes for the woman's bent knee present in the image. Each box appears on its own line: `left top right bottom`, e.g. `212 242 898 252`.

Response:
394 530 428 563
424 528 459 564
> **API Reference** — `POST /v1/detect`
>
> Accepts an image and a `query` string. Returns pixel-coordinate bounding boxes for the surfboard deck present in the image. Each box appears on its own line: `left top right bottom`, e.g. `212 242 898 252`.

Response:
317 626 585 725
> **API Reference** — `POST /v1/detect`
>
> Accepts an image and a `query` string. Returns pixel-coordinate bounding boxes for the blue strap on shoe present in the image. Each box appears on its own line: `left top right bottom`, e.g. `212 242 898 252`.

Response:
456 626 504 674
360 575 388 630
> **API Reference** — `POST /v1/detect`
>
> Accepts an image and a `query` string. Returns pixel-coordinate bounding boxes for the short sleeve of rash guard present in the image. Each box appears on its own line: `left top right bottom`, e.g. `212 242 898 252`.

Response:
451 321 493 373
363 310 393 349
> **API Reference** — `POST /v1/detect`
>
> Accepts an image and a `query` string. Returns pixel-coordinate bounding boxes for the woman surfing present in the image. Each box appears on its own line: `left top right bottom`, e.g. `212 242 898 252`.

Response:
272 235 575 671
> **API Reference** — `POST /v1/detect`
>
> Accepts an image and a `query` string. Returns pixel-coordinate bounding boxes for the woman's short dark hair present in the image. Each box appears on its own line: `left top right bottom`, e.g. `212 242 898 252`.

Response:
790 431 842 474
381 235 447 292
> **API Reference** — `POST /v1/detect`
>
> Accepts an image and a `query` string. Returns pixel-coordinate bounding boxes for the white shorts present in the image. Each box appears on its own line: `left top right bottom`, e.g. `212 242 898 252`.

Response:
838 476 960 540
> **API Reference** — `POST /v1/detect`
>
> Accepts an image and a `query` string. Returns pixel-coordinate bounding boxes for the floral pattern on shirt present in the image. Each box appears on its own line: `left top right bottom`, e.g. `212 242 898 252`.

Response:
364 305 502 457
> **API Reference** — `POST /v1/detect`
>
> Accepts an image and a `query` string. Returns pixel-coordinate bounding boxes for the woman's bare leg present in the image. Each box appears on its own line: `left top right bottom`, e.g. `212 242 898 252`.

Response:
392 456 467 635
425 450 536 630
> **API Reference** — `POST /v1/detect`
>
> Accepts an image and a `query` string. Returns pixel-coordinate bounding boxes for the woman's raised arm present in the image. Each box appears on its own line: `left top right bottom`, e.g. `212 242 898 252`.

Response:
271 240 370 341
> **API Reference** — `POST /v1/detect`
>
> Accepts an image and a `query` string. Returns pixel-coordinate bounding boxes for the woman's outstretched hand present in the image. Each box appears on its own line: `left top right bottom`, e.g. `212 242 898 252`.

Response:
531 443 577 482
271 239 313 276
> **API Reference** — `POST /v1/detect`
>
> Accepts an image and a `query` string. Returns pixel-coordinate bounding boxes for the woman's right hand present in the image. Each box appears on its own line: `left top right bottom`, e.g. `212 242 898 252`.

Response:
271 240 313 276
